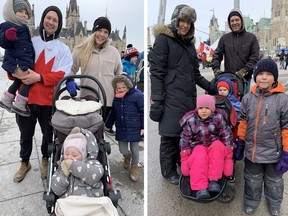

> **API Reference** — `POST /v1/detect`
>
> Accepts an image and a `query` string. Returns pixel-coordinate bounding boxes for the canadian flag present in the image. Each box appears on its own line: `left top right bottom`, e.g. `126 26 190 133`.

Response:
199 42 214 56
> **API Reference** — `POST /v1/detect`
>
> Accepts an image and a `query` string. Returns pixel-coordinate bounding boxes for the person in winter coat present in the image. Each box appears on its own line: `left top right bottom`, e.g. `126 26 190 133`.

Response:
12 6 72 183
216 78 241 120
122 46 139 82
51 127 104 198
179 94 233 199
212 8 260 93
135 51 144 93
235 58 288 216
65 16 122 129
149 4 214 185
0 0 34 117
105 75 144 182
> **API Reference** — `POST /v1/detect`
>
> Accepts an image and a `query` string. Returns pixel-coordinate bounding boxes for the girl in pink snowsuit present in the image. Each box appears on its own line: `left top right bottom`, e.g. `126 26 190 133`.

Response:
179 94 234 199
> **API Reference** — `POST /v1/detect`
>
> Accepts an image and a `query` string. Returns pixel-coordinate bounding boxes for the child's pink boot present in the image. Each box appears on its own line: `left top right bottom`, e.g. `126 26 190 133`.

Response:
11 94 31 117
0 91 15 112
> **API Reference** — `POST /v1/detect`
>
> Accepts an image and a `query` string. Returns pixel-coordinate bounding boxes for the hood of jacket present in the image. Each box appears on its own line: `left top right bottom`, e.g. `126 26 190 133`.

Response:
227 8 245 34
153 4 196 43
215 77 234 98
39 6 63 41
153 24 195 45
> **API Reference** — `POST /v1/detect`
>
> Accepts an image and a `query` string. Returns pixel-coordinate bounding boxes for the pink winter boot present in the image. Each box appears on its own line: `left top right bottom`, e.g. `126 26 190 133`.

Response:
11 94 31 117
0 91 15 112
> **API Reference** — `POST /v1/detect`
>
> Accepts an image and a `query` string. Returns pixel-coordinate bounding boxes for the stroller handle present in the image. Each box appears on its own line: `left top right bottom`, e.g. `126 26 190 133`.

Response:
52 74 107 117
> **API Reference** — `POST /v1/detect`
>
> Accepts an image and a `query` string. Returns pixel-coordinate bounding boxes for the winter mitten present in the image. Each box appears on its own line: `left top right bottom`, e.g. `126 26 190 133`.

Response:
64 159 73 170
5 27 17 41
61 160 70 176
224 147 234 176
235 138 245 160
66 79 80 97
180 149 191 176
150 100 164 122
213 68 223 77
235 68 248 78
276 151 288 174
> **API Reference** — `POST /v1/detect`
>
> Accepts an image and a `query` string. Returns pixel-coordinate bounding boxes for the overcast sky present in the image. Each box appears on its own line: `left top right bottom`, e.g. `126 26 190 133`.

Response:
148 0 271 48
0 0 144 52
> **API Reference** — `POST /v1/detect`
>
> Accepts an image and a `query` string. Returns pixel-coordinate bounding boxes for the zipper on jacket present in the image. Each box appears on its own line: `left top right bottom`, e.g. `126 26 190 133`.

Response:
252 93 263 162
263 104 268 124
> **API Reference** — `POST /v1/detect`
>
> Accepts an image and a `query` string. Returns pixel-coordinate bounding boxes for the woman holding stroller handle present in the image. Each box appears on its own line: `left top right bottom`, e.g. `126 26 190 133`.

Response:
13 6 73 183
149 4 214 185
179 94 233 199
66 16 122 124
51 127 104 198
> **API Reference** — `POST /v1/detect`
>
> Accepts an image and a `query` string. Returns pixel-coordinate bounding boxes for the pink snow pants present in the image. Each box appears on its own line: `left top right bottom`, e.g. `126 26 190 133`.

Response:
186 140 233 190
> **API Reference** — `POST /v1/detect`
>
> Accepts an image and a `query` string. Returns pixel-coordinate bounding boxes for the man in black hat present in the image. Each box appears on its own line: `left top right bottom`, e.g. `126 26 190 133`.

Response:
212 8 260 94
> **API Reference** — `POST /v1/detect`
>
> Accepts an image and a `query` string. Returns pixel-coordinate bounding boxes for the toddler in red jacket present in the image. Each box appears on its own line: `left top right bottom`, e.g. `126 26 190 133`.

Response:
179 94 234 199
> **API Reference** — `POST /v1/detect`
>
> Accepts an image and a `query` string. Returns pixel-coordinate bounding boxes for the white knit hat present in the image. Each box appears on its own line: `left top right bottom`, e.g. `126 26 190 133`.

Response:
63 133 87 160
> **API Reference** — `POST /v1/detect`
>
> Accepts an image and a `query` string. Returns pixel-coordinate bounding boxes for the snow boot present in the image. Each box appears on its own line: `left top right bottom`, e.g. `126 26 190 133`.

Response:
0 91 15 112
11 94 31 117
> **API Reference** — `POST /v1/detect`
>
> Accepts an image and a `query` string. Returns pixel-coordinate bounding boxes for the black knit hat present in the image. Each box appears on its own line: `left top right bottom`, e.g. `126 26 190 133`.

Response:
253 58 278 82
92 17 111 35
228 11 241 21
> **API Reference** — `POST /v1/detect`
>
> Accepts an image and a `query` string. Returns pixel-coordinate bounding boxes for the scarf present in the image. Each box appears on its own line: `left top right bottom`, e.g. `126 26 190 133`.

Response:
3 0 29 26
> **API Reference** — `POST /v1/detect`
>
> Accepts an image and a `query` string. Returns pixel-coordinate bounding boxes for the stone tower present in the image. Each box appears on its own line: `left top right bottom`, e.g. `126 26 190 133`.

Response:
270 0 288 49
66 0 80 30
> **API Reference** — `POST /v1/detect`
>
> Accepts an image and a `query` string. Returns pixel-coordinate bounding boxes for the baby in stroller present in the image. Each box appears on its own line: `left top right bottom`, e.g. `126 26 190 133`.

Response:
51 126 104 198
179 94 234 200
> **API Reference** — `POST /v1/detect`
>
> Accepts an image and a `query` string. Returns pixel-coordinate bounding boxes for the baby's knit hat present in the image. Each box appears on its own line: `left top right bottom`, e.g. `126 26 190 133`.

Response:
217 81 230 91
253 58 278 82
63 127 87 160
196 94 216 112
124 47 139 61
13 0 31 19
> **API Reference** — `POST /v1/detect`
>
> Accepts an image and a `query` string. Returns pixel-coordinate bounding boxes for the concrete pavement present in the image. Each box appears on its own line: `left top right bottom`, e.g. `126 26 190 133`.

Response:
147 66 288 216
0 69 144 216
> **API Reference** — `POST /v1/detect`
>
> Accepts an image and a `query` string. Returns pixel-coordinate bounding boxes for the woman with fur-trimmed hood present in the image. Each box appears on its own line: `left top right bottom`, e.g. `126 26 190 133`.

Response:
149 4 214 185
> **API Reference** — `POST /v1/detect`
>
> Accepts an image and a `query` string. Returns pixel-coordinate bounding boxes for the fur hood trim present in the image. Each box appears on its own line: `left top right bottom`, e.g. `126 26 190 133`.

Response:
152 24 195 44
170 4 196 40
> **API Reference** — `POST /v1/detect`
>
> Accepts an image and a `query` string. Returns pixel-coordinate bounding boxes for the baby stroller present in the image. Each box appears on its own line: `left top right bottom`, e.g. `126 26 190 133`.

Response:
43 75 121 215
179 72 246 203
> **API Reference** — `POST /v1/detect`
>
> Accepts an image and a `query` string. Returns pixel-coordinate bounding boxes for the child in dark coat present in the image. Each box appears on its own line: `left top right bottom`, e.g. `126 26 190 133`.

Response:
0 0 34 117
179 94 234 200
105 75 144 182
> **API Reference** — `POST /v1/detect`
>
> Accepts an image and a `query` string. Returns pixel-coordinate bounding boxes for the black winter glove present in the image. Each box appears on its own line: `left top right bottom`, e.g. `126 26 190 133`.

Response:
150 100 164 122
235 68 248 78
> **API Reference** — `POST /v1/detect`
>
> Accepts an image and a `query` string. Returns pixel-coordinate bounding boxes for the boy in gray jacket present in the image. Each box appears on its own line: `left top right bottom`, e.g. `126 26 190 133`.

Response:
235 58 288 216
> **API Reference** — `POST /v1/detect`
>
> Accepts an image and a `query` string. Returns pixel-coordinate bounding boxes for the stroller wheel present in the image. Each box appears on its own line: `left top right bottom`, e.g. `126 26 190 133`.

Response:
217 179 236 203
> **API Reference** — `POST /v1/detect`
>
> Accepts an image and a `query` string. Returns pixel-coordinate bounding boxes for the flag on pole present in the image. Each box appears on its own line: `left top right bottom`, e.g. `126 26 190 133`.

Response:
199 42 214 56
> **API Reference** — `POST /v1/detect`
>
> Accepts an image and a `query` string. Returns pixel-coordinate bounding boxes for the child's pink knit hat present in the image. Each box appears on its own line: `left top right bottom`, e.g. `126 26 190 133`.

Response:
196 94 216 112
